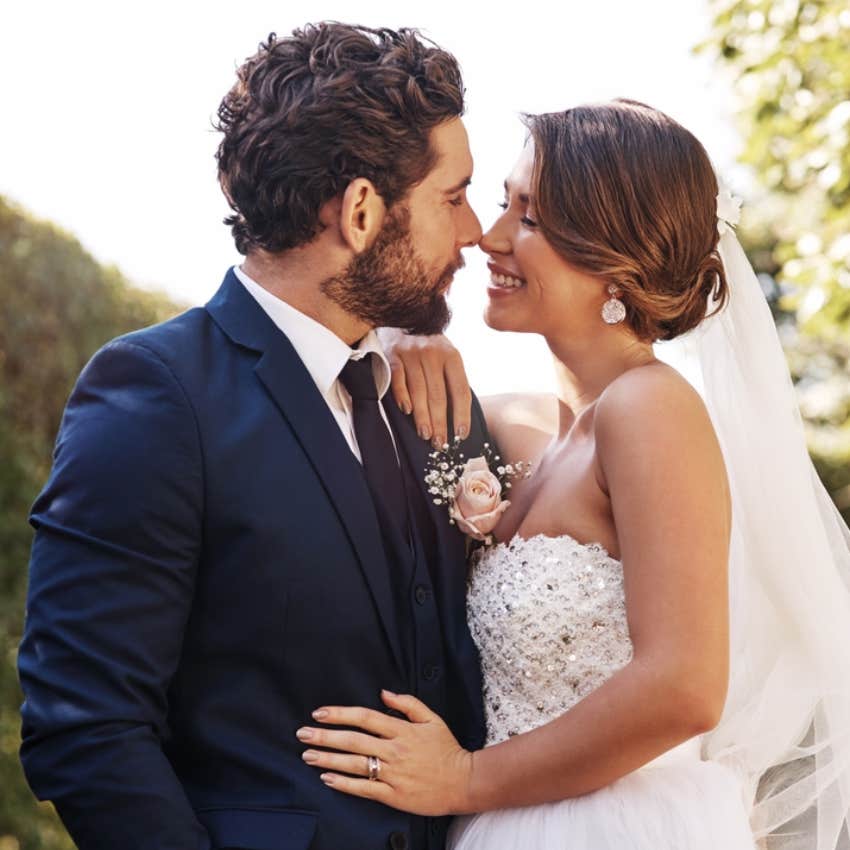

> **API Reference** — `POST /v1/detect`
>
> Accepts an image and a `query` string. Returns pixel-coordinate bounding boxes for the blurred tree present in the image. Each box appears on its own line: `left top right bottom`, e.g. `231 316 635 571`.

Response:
0 196 179 849
703 0 850 522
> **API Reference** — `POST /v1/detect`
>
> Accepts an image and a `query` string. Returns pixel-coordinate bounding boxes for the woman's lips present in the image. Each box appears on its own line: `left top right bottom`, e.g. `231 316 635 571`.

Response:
487 261 522 278
487 262 526 294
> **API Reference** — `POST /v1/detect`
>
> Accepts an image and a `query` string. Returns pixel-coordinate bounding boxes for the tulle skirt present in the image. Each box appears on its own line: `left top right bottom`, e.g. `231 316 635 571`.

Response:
447 739 757 850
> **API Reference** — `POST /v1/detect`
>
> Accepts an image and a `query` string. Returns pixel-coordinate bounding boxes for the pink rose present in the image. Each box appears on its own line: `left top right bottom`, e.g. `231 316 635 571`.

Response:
449 457 510 542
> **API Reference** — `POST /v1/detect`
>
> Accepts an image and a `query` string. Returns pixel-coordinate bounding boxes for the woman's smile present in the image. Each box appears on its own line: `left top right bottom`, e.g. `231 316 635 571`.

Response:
486 260 527 297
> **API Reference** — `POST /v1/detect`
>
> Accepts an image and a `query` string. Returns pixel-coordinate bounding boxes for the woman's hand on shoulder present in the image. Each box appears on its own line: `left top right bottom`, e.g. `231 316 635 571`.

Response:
595 363 731 732
375 328 558 462
377 328 471 448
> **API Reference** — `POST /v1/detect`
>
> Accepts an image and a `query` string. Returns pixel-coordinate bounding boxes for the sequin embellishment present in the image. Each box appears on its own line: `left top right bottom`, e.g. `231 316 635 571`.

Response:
467 533 633 745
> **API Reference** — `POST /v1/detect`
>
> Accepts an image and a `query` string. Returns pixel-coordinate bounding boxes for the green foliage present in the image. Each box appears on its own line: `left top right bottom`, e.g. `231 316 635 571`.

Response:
0 196 180 849
703 0 850 522
704 0 850 335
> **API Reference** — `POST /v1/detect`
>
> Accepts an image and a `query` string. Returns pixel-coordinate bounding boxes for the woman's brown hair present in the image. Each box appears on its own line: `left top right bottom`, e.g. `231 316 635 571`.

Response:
216 23 465 255
523 100 728 341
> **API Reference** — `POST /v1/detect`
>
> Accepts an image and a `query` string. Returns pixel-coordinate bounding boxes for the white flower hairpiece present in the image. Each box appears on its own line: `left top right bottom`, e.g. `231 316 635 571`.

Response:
716 188 742 235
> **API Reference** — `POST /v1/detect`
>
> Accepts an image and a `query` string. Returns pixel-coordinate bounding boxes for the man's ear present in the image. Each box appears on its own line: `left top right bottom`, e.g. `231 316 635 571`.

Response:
338 178 386 253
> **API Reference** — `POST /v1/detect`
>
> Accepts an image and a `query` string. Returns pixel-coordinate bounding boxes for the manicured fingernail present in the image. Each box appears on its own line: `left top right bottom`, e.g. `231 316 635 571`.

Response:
382 689 398 697
312 709 328 720
296 728 313 741
321 773 335 785
456 425 468 440
302 750 319 763
419 425 432 440
401 402 412 415
432 436 446 449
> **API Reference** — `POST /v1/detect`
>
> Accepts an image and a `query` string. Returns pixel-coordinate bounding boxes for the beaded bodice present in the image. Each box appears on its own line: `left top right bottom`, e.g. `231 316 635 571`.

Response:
467 533 633 746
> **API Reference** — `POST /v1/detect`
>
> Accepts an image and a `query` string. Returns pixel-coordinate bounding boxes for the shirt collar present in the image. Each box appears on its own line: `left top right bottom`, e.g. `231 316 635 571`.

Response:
348 329 393 399
233 265 391 400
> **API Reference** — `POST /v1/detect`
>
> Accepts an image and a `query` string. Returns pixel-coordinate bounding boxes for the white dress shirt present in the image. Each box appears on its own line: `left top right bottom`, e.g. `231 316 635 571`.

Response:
234 265 395 463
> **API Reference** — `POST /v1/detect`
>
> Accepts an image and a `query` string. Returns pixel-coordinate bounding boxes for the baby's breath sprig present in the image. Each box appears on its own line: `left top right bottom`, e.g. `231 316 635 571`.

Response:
424 436 467 507
424 436 533 520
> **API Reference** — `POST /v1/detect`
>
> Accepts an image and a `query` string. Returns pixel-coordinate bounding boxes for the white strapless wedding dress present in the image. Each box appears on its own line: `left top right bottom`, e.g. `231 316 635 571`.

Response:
448 533 757 850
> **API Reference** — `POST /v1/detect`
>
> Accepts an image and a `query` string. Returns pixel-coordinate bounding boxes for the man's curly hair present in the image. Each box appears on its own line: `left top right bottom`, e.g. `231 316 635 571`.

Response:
215 23 466 255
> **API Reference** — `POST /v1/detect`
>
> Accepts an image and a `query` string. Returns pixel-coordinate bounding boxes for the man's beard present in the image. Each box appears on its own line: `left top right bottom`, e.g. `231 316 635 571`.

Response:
320 206 462 335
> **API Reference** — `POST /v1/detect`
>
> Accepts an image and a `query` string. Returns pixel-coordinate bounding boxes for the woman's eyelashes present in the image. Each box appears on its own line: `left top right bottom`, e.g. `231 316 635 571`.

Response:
497 200 538 229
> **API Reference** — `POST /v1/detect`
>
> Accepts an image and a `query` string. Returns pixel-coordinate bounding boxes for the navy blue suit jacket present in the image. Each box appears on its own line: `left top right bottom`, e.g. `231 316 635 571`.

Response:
18 270 487 850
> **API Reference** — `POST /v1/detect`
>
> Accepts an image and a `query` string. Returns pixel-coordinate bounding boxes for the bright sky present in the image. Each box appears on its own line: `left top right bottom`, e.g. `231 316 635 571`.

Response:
2 1 741 394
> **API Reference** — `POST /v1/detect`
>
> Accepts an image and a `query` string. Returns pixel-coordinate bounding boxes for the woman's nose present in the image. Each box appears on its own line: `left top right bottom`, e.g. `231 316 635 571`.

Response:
479 221 510 256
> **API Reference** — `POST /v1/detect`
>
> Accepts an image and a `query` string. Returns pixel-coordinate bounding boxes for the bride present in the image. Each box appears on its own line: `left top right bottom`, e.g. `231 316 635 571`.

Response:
295 100 850 849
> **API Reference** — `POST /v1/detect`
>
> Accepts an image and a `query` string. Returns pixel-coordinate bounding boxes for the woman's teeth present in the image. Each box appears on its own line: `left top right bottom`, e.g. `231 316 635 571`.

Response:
490 273 525 289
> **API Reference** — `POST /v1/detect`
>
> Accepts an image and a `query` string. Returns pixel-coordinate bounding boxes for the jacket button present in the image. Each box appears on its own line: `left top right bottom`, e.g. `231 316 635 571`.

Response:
414 584 430 605
422 664 440 681
389 831 409 850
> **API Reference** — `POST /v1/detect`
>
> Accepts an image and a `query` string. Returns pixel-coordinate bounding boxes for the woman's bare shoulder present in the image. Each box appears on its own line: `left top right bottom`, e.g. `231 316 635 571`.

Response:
595 362 710 433
593 361 727 506
481 392 559 459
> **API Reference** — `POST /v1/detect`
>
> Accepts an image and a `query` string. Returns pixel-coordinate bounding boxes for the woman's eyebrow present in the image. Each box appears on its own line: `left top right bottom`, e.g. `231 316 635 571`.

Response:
503 179 533 204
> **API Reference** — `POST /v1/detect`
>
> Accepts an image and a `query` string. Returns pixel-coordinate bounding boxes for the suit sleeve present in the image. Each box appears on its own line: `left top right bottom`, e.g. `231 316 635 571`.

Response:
18 339 211 850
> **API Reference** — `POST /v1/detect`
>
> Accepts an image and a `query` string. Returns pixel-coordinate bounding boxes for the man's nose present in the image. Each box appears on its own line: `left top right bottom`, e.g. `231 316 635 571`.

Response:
459 202 483 248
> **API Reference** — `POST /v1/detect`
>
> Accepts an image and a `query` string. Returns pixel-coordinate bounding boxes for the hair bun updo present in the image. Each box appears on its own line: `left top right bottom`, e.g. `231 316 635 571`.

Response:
523 99 730 342
634 248 729 342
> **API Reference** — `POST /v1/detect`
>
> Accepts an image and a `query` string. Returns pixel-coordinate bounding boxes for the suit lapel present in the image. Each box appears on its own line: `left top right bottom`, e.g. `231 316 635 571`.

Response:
206 271 406 678
383 398 466 560
385 397 488 746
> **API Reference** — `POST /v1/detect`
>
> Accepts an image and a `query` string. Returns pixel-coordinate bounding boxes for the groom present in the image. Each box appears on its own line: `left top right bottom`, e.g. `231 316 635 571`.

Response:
18 23 488 850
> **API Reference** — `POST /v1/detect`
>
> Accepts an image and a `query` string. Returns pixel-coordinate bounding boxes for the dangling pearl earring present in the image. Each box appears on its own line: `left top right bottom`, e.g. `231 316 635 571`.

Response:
601 284 627 325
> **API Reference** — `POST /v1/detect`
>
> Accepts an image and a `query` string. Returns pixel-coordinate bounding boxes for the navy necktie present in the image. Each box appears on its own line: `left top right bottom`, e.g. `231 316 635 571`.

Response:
339 356 412 572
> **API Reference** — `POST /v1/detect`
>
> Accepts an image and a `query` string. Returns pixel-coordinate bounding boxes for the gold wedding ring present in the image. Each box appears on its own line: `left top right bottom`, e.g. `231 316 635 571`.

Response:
367 755 381 781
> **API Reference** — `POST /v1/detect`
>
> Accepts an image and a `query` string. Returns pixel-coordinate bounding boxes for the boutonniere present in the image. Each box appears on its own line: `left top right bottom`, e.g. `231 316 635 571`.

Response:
424 438 531 545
